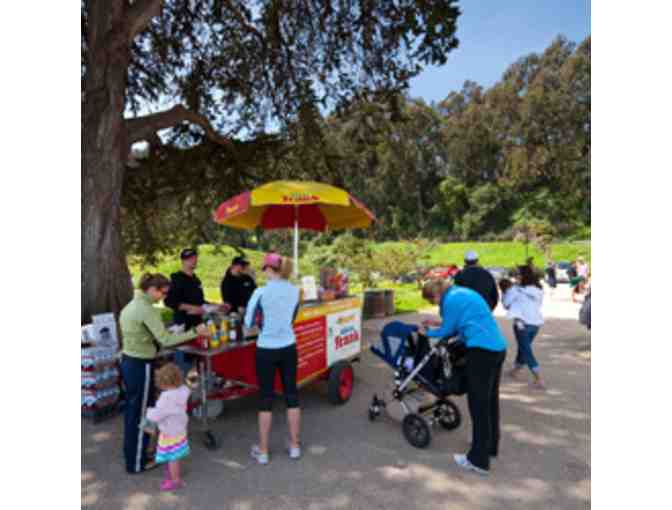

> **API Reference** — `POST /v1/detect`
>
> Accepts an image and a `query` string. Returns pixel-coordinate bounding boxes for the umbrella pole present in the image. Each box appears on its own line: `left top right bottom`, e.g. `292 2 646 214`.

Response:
294 206 299 279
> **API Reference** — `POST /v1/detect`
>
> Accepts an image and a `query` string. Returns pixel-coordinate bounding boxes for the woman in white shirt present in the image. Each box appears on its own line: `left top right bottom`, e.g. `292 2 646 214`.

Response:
500 265 546 389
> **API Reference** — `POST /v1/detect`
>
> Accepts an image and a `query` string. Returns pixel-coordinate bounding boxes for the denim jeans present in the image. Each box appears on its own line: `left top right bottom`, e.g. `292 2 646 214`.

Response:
513 321 540 372
173 351 193 376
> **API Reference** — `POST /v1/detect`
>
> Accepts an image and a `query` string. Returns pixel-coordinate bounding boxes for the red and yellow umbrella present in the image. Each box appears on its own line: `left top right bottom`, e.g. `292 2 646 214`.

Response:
214 181 375 231
213 181 376 276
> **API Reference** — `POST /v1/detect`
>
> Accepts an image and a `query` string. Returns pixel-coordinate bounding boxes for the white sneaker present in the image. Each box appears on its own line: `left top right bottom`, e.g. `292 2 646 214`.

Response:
251 444 269 465
287 440 301 460
453 453 489 476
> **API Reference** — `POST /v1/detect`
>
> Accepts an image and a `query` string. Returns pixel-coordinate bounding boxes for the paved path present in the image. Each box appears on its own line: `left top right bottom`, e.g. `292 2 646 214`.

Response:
83 287 590 510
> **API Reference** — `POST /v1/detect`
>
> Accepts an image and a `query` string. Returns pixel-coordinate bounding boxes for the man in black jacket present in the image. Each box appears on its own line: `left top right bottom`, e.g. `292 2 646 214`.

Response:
220 256 257 315
453 251 499 311
164 248 211 330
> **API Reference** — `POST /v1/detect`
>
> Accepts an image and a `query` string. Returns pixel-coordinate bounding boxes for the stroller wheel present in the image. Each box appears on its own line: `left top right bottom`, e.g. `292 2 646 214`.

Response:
436 400 462 431
402 413 432 448
368 394 382 421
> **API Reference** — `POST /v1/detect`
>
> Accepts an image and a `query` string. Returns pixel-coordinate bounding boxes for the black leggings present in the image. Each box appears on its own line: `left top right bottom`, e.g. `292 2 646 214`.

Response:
255 344 299 411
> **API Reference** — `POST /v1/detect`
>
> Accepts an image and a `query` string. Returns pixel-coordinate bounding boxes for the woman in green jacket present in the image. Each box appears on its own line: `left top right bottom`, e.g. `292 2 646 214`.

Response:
119 273 208 474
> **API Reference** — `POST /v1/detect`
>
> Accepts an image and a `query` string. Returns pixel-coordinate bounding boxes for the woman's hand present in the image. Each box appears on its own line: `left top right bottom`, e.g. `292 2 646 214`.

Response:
181 304 205 315
195 324 210 337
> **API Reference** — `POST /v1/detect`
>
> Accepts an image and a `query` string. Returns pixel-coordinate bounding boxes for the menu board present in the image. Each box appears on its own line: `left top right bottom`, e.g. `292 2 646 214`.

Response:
294 316 328 383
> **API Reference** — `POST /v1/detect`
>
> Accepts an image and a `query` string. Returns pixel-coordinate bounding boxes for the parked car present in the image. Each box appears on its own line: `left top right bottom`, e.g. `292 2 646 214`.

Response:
424 264 460 282
556 261 572 283
485 267 510 282
397 272 420 284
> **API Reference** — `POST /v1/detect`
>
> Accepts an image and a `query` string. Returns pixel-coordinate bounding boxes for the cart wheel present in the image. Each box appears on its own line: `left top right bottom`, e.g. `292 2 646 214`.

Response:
203 431 219 451
402 413 432 448
192 399 224 419
436 399 462 431
328 361 354 405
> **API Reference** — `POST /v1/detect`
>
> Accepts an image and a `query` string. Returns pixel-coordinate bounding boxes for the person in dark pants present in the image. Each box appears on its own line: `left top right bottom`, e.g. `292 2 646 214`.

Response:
220 256 257 316
119 273 209 474
244 253 301 465
454 250 499 310
545 261 557 290
421 279 507 475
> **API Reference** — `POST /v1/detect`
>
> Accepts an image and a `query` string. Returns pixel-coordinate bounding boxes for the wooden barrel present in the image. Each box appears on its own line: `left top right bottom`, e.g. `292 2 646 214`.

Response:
384 289 395 316
363 290 387 319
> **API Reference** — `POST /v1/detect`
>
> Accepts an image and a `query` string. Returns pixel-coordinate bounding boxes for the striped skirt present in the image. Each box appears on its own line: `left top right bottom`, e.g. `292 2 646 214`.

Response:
155 433 190 464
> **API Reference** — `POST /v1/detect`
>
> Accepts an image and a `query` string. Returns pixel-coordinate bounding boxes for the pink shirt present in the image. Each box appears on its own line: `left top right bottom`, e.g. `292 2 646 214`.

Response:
578 263 589 278
146 385 190 437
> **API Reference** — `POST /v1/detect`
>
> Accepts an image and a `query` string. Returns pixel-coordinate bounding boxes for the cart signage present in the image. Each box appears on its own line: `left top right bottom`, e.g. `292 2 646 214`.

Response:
282 193 320 203
327 307 362 365
294 316 328 383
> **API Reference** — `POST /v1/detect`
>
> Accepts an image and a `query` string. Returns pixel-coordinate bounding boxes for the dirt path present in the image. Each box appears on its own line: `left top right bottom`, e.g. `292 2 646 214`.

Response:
83 288 590 510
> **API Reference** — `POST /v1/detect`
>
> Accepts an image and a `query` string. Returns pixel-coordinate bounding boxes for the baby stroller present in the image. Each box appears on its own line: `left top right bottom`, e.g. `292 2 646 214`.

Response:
368 321 468 448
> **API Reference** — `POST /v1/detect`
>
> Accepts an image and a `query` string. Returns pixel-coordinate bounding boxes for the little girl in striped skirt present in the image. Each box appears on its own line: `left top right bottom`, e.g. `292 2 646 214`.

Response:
146 363 191 491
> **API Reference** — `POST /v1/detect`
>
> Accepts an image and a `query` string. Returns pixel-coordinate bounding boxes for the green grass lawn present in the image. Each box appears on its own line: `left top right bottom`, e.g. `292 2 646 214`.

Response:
130 240 589 317
377 240 590 268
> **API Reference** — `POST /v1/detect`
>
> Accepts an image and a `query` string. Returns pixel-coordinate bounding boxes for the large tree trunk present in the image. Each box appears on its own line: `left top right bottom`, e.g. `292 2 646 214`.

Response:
82 2 132 323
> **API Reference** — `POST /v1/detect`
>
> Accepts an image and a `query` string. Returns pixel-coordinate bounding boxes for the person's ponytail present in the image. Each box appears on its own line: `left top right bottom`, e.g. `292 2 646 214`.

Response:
279 257 294 280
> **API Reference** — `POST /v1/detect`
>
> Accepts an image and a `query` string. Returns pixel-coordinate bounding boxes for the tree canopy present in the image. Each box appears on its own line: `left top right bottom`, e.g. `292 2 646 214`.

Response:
123 34 590 263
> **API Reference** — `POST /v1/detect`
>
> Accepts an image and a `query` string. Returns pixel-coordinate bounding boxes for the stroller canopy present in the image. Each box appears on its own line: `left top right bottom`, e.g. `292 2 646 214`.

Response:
371 321 419 368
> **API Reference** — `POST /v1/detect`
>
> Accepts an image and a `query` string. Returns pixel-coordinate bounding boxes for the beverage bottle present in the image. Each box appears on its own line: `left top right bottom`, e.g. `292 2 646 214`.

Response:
206 318 217 349
221 316 230 344
229 314 238 343
236 315 244 343
210 323 220 349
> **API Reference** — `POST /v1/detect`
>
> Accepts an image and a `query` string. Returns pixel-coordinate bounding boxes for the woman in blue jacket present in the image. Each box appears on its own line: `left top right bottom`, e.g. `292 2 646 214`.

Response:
421 279 507 476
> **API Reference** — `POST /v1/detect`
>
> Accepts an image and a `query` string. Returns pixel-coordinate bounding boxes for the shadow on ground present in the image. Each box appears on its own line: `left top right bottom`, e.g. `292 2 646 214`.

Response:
83 314 590 510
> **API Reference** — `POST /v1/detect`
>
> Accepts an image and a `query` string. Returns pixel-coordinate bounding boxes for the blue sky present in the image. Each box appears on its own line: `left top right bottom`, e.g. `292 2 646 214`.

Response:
409 1 591 103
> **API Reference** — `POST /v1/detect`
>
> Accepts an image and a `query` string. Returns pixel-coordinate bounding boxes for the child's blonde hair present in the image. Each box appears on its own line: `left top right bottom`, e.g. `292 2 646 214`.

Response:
155 362 184 389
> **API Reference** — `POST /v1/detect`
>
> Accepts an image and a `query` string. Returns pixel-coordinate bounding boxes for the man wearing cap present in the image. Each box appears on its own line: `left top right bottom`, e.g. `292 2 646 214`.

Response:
164 249 210 332
220 256 257 315
454 251 499 311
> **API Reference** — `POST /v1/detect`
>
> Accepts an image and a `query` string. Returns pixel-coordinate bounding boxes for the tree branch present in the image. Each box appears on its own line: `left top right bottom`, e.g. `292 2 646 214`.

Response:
222 0 265 45
127 0 163 44
125 104 233 147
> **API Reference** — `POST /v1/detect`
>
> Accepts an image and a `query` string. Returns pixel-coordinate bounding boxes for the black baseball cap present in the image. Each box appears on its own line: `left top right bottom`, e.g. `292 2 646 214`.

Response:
180 248 198 260
232 256 250 267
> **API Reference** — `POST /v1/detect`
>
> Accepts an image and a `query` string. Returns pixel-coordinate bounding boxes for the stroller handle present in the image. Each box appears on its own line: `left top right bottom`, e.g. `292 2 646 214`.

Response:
432 335 465 352
417 331 462 348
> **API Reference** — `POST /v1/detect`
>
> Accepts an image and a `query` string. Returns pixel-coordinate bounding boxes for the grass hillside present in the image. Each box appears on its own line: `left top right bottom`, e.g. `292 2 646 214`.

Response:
376 241 590 267
130 240 590 316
